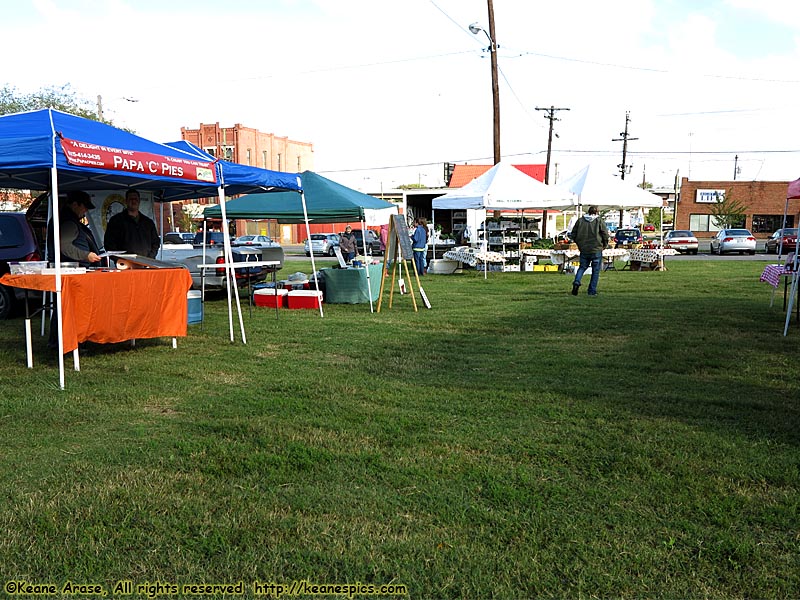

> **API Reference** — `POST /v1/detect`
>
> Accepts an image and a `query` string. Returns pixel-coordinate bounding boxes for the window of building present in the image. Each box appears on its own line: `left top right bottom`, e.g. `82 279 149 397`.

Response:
263 150 268 169
246 149 251 165
690 214 722 232
222 146 234 161
203 147 216 157
752 214 793 233
297 156 301 171
277 153 282 171
689 213 745 231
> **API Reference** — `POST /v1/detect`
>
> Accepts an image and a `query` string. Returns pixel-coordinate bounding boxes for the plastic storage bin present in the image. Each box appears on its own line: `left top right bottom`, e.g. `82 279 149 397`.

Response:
187 290 203 324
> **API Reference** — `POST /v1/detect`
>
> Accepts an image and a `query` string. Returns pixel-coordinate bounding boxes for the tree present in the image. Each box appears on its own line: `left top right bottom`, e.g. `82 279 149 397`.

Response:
0 84 99 120
709 189 748 229
638 181 653 190
646 207 661 225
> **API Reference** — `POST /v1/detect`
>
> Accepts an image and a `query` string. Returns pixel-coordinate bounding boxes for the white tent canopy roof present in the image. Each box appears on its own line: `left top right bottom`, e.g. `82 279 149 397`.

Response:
554 164 664 210
432 161 570 210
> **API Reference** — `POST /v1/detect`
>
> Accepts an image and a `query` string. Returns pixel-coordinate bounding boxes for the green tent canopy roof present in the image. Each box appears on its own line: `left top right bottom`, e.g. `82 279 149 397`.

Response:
203 170 395 223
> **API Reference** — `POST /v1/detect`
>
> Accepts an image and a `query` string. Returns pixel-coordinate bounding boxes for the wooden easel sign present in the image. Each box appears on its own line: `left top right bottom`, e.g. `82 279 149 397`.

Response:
377 215 431 311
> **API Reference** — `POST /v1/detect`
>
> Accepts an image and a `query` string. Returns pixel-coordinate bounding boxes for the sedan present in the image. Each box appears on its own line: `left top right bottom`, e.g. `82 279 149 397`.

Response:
642 223 656 232
663 230 699 255
614 228 643 247
232 234 280 249
304 233 340 256
710 228 756 255
764 228 798 254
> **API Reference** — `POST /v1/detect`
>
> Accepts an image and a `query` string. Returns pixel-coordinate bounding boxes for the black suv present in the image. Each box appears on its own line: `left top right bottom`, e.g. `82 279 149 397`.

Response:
349 229 382 255
0 212 43 319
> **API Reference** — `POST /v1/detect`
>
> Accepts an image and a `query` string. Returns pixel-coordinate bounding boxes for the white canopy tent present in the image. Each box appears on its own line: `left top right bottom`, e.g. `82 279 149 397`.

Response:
553 165 664 211
431 161 571 278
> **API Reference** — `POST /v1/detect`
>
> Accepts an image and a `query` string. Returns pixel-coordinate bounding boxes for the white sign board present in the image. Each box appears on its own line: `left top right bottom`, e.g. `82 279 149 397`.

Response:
695 189 726 204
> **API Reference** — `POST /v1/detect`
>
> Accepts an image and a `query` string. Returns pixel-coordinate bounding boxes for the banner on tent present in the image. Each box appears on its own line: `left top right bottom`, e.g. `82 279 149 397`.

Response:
60 137 217 183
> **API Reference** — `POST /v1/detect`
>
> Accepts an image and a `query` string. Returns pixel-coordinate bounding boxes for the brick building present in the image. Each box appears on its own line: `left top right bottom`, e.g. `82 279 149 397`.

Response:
676 178 800 238
181 122 313 175
179 122 314 241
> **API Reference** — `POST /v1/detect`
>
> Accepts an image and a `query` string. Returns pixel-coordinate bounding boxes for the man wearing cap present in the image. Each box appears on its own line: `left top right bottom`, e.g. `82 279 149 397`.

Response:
48 190 102 267
570 205 609 297
104 189 160 258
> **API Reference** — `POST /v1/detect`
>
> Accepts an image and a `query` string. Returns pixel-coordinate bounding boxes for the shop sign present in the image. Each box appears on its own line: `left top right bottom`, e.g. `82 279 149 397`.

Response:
60 137 217 183
695 189 725 203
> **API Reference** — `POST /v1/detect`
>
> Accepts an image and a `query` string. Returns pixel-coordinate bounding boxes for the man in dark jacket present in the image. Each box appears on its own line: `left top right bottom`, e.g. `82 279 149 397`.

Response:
47 190 103 268
104 189 160 258
570 205 609 296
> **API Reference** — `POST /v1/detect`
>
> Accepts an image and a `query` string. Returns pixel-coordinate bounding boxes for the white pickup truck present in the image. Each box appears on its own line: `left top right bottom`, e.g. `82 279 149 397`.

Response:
158 232 284 290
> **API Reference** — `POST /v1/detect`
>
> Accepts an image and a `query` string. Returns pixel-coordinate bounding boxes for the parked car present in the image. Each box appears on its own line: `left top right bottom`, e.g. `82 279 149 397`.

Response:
663 230 699 255
163 232 194 245
193 231 229 245
642 223 656 232
614 228 643 247
348 228 382 255
304 233 340 256
232 234 280 249
764 228 798 254
0 212 43 319
710 228 756 255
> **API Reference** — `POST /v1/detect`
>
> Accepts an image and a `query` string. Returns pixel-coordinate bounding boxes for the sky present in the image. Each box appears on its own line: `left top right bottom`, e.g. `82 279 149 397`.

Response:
4 0 800 192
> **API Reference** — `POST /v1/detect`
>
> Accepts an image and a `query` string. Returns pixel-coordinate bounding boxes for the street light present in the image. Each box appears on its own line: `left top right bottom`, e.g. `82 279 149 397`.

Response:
469 13 500 165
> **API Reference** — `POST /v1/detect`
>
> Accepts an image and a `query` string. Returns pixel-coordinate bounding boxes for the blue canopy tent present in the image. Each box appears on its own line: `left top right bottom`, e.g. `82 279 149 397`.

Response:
163 140 300 199
0 108 301 387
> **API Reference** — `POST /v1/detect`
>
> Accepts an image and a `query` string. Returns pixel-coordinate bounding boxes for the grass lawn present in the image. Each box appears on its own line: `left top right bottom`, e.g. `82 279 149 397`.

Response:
0 260 798 598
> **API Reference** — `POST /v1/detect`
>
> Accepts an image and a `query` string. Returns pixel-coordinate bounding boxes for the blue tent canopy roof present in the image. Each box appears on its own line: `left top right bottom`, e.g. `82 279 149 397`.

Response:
203 170 395 223
0 109 300 200
163 140 301 199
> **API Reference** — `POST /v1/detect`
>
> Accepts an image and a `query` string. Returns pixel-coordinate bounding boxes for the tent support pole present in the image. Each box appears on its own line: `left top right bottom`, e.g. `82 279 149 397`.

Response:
300 191 323 317
361 217 374 313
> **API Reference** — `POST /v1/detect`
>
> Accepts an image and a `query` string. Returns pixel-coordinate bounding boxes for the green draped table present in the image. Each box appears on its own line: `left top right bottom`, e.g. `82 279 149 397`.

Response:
321 264 383 304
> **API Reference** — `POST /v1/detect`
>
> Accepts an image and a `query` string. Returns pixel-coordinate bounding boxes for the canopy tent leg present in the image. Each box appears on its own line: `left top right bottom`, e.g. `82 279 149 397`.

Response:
300 191 324 318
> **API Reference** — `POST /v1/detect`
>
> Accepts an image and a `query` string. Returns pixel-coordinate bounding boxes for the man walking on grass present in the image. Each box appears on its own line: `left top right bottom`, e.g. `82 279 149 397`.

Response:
570 205 609 297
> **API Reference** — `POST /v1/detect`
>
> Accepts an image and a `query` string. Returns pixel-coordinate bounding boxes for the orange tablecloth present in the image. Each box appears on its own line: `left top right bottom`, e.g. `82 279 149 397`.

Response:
0 269 193 354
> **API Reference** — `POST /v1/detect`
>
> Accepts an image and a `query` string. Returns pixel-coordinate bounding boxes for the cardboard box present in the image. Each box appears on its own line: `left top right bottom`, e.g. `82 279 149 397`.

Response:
287 290 323 309
254 288 288 308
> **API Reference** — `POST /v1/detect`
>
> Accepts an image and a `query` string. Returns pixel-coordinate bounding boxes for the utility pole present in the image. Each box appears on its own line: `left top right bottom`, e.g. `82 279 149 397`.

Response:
612 111 638 226
612 111 637 180
733 154 740 180
470 1 500 165
487 0 500 165
535 105 569 238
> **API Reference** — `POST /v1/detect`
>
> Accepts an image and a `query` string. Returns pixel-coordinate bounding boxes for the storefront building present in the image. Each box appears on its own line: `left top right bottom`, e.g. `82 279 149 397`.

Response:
676 178 800 237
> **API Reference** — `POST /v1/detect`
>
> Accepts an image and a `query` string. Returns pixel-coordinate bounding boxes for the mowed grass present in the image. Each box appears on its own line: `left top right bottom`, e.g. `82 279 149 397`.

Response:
0 260 798 598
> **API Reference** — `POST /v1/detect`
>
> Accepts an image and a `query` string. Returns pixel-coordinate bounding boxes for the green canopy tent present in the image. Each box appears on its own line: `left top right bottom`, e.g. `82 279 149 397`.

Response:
205 171 397 313
204 170 395 222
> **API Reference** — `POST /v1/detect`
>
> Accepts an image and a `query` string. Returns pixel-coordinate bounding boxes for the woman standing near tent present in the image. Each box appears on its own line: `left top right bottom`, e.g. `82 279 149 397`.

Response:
339 226 358 263
411 218 428 276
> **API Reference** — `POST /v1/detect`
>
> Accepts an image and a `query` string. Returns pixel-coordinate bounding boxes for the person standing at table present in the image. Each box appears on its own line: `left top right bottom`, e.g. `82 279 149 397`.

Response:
47 190 103 268
570 205 609 297
379 223 389 254
339 225 358 263
46 190 102 351
104 189 160 258
411 217 428 276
